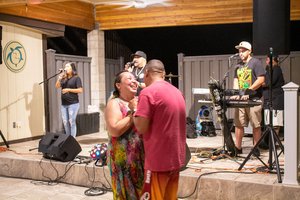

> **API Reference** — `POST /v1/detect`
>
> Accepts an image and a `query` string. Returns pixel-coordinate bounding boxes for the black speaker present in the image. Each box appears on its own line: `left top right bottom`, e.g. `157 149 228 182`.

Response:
38 133 82 162
253 0 290 55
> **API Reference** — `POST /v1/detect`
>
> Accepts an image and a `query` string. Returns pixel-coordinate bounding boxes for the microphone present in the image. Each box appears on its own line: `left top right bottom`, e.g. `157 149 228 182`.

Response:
126 62 135 67
129 61 135 66
58 68 65 72
269 47 273 58
229 53 239 58
269 47 273 55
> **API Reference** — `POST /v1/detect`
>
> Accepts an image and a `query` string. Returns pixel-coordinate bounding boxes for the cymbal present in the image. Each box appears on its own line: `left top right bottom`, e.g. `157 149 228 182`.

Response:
165 73 179 78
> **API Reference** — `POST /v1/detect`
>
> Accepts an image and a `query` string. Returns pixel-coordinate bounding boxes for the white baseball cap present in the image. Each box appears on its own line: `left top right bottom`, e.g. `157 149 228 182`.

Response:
235 41 252 51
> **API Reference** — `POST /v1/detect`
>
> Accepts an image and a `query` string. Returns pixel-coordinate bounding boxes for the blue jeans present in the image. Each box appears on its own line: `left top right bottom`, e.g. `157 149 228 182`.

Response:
61 103 80 137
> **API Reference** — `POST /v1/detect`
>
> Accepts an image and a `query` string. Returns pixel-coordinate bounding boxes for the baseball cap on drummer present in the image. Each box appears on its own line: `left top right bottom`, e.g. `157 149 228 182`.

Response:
131 51 147 60
235 41 252 51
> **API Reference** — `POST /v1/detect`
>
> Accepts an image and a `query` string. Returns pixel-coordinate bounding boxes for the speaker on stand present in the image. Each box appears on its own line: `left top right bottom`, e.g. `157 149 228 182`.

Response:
253 0 290 55
38 133 82 162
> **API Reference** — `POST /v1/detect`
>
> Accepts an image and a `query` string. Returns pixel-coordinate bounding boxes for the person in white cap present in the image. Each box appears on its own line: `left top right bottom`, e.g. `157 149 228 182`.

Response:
231 41 265 156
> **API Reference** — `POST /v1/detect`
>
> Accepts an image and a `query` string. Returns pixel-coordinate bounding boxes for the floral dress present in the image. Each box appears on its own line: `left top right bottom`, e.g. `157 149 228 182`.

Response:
107 98 144 200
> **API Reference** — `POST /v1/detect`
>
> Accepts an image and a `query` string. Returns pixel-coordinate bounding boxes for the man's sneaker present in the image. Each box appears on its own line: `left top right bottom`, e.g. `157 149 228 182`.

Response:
235 147 243 155
252 148 260 157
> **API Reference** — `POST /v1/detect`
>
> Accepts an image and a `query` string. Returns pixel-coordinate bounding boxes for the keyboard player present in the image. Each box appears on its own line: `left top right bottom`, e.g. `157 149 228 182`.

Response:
230 41 265 156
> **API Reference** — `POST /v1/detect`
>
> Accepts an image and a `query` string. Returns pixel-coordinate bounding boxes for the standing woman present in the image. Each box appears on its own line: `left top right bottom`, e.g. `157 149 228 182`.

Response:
55 62 83 137
105 71 144 200
263 55 285 135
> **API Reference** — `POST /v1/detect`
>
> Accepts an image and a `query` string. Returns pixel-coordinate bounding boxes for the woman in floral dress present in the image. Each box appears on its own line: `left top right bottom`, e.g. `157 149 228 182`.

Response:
105 71 144 200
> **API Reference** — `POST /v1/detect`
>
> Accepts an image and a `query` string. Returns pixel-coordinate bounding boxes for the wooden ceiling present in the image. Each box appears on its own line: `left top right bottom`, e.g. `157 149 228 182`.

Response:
0 1 95 30
0 0 299 31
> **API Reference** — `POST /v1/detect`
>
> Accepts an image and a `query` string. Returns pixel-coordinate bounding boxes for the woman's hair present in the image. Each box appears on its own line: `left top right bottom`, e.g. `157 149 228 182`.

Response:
65 62 77 75
112 70 128 98
267 55 279 63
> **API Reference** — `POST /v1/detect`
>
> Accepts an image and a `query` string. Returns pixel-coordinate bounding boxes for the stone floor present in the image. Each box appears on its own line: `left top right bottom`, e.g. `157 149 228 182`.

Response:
0 130 298 200
0 176 113 200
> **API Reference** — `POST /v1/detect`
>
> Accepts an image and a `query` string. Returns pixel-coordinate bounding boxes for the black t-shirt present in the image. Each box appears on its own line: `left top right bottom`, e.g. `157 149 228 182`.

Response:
132 66 145 96
60 76 82 105
263 65 285 109
234 57 265 99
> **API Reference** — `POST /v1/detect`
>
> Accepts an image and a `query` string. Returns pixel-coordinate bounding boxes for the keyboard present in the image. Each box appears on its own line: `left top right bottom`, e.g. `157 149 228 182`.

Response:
226 99 262 108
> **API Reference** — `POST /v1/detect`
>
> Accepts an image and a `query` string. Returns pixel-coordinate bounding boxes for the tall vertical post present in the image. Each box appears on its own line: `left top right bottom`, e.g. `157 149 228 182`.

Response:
282 82 299 185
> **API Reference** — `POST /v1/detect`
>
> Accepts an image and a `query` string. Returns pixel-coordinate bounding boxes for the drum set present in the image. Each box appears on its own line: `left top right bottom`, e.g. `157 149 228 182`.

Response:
165 72 179 84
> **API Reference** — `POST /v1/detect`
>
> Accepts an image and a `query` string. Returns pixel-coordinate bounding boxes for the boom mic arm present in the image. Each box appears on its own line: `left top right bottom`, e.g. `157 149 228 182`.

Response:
229 53 239 58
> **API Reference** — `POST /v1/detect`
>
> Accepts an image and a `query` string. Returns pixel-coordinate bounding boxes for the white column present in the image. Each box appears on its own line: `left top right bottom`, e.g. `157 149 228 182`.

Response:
282 82 299 185
87 27 106 133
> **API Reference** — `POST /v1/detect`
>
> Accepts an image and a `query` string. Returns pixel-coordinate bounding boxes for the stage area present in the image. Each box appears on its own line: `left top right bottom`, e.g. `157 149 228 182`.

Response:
0 131 298 200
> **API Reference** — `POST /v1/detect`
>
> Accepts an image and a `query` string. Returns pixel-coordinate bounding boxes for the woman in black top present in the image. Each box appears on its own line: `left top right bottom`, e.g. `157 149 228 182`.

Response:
55 62 83 137
263 55 285 135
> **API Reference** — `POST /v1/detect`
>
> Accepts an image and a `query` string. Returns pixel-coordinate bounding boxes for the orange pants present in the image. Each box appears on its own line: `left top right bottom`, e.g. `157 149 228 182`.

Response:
140 169 180 200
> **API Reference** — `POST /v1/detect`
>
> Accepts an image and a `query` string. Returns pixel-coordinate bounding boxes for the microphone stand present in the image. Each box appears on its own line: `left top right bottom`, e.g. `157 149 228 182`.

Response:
220 71 229 155
39 71 62 85
217 57 235 156
30 71 62 152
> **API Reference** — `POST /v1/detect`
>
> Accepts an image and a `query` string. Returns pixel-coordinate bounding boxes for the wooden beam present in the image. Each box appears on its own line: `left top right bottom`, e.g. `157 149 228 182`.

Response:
0 13 65 36
0 1 95 30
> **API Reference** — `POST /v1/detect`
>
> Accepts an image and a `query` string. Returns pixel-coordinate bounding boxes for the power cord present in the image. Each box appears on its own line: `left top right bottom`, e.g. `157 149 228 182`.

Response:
34 156 112 197
178 170 255 199
33 157 77 185
84 161 112 196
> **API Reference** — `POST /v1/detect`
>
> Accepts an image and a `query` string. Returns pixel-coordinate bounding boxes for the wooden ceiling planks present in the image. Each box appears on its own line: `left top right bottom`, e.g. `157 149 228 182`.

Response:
291 0 300 20
0 1 95 30
0 0 299 30
95 0 252 30
95 0 300 30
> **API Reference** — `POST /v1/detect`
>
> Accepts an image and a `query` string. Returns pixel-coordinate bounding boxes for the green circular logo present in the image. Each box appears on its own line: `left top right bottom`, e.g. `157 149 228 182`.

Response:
3 41 26 73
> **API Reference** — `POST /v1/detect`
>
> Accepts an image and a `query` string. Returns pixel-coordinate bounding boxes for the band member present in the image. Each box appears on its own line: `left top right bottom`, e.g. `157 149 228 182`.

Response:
260 55 285 149
55 62 83 137
125 50 147 95
231 41 265 156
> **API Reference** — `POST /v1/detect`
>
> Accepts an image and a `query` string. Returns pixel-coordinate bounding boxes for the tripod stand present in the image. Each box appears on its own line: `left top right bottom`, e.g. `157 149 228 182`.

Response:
0 130 9 148
238 48 284 183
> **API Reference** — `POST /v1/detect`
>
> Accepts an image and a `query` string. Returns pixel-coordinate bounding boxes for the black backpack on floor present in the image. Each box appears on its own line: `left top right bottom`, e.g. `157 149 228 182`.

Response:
186 117 197 139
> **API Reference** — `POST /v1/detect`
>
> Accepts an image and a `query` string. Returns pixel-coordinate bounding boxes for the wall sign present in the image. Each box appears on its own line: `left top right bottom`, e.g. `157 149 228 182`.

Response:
3 41 26 72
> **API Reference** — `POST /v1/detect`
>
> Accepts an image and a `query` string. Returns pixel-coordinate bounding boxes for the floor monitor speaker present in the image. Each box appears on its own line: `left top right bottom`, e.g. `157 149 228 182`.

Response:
38 133 82 162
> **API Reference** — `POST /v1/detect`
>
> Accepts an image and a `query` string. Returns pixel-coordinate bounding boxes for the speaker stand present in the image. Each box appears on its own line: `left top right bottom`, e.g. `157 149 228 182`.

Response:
0 130 9 148
238 125 284 182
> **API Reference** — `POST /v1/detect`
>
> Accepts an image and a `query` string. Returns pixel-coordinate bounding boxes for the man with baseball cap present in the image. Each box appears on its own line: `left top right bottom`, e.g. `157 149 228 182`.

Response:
125 50 147 95
231 41 265 156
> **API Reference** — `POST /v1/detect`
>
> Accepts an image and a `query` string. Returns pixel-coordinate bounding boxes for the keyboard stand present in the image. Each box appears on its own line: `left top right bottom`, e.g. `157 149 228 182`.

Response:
0 130 9 148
